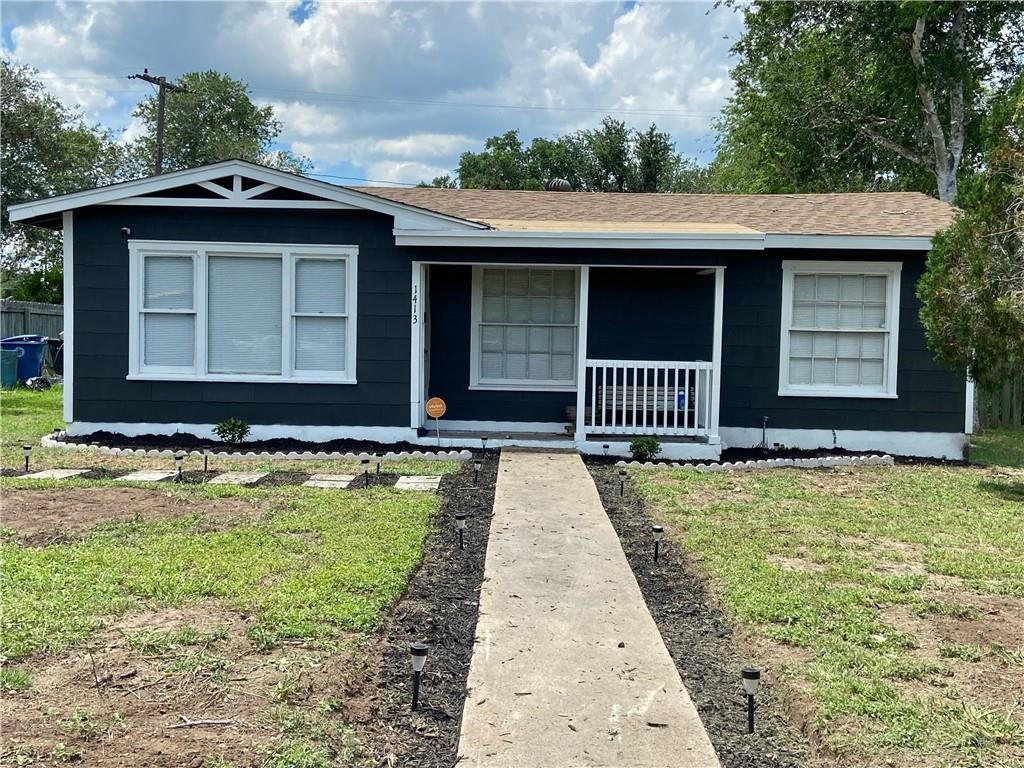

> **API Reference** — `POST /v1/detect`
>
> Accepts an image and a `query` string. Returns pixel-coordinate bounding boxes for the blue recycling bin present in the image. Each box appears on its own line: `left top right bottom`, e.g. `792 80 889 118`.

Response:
1 335 46 382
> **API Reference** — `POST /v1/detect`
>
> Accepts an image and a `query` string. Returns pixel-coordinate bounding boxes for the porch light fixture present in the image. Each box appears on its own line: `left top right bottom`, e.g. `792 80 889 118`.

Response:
619 467 627 496
410 641 429 710
174 452 184 480
361 456 370 488
455 512 467 550
652 524 664 563
741 667 761 734
473 458 482 484
22 444 32 472
602 444 609 456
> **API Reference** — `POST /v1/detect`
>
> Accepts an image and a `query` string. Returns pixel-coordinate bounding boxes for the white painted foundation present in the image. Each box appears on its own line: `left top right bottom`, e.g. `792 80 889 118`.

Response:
719 426 967 460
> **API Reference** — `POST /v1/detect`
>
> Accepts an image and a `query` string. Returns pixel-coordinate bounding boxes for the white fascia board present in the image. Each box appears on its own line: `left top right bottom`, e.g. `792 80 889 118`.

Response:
394 229 767 250
764 234 933 251
9 159 484 232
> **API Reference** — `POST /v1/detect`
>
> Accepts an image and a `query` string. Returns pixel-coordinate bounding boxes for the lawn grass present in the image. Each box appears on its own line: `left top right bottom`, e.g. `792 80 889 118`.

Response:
0 386 459 476
635 459 1024 767
1 485 435 660
972 427 1024 469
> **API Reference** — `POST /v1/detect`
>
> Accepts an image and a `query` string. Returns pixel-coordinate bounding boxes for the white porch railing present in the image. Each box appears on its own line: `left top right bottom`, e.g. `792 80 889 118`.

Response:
582 359 714 438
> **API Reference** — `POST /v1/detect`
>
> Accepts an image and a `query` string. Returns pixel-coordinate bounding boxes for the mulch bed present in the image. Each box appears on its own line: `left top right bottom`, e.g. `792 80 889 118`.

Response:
587 463 811 768
588 445 965 468
356 452 497 767
58 430 437 456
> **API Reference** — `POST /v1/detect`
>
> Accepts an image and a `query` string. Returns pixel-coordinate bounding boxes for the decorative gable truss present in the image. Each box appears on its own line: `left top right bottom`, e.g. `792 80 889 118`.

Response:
8 159 486 232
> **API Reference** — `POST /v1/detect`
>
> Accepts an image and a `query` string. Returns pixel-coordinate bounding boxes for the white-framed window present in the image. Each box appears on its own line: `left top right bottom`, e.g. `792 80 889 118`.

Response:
470 266 579 390
128 240 357 384
779 260 901 398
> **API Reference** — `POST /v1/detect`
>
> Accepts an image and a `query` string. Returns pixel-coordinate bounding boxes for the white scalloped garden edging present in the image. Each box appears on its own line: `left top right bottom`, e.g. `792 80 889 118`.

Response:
615 454 895 472
41 433 471 462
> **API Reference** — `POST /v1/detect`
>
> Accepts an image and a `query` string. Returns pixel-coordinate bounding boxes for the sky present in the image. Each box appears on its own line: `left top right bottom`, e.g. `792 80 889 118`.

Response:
2 1 744 187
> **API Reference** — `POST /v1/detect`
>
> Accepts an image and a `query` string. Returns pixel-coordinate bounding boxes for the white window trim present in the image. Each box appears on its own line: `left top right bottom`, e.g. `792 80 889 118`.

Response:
128 240 358 384
778 260 901 399
469 265 580 392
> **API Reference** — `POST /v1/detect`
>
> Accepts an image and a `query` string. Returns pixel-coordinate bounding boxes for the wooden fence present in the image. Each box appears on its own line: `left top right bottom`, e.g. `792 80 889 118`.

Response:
0 300 64 339
978 371 1024 430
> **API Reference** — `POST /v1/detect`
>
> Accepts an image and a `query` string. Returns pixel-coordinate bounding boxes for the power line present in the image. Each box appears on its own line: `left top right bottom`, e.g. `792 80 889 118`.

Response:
305 172 420 187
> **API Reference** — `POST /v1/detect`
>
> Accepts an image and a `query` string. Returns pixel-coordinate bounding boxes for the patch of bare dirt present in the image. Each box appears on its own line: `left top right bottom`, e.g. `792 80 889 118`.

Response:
0 603 366 767
766 555 828 574
0 488 268 545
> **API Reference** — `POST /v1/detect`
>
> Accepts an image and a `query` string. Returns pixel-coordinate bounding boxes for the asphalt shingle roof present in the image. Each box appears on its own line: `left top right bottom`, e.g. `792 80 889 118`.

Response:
352 188 956 237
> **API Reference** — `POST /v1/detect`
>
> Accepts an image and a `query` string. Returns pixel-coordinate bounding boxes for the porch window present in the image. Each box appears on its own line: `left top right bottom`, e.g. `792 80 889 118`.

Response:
779 260 901 398
471 267 578 389
129 240 357 384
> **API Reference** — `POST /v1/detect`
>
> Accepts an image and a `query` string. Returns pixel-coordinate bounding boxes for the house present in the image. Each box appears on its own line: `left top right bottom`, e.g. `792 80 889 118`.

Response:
9 159 967 460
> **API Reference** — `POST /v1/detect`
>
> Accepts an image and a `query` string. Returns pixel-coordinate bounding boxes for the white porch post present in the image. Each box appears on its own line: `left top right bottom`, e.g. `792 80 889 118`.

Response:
709 266 725 443
573 266 591 443
409 262 424 431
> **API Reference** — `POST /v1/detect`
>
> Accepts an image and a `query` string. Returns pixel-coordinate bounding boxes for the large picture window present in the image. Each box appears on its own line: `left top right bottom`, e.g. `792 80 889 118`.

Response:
470 266 578 390
779 260 901 398
129 241 357 384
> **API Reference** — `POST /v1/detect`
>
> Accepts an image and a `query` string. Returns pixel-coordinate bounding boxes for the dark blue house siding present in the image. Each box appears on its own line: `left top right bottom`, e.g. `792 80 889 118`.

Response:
71 206 411 428
718 250 965 433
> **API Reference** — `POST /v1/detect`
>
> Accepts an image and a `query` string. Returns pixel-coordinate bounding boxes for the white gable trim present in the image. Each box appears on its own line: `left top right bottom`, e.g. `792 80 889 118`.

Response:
8 160 485 232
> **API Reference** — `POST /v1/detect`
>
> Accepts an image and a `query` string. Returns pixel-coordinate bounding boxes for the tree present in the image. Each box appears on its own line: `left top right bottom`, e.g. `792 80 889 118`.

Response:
918 78 1024 391
449 118 713 192
129 70 310 174
1 60 124 300
712 1 1024 202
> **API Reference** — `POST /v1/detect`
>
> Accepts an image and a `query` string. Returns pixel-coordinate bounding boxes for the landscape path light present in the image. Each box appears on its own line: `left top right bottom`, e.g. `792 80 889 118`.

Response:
203 448 209 473
619 467 627 496
473 458 482 484
602 444 609 456
652 524 664 563
174 453 184 480
410 641 429 710
455 512 467 550
741 666 761 734
22 444 32 472
480 436 488 456
361 457 370 488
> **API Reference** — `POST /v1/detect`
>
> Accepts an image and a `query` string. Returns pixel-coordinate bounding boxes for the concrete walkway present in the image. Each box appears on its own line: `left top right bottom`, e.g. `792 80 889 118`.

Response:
457 450 720 768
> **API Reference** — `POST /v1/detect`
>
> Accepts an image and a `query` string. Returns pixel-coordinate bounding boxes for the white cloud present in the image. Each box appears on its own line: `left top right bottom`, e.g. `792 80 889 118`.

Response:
3 1 743 184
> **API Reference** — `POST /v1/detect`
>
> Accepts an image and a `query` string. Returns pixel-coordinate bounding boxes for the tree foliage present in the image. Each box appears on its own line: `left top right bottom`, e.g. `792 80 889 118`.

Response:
1 60 124 298
712 1 1023 202
129 70 310 175
918 78 1024 390
450 117 713 192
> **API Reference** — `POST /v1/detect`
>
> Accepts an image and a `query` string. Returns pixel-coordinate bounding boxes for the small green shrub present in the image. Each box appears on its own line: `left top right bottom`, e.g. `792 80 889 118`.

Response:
213 417 250 444
0 667 30 691
939 643 984 662
629 437 661 462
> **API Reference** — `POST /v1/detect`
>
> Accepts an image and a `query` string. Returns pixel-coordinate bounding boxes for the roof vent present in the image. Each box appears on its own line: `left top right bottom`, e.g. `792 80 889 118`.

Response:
544 178 572 192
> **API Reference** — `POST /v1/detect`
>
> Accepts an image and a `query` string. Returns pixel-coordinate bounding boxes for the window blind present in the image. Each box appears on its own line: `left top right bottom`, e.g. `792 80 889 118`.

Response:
207 255 283 374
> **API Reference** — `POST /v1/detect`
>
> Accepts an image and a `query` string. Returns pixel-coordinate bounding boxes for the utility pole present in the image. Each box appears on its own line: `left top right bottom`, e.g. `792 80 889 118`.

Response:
129 69 187 175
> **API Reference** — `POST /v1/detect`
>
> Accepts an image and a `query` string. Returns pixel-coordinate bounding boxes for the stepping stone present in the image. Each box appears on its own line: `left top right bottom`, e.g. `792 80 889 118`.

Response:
394 475 442 491
302 474 357 489
115 470 175 482
207 471 267 486
21 468 90 480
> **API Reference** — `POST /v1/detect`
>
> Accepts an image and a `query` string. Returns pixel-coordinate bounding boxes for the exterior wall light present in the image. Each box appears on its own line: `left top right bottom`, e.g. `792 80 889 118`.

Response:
22 444 32 472
410 641 429 710
652 524 664 562
619 467 627 496
455 512 467 550
174 453 184 480
741 666 761 734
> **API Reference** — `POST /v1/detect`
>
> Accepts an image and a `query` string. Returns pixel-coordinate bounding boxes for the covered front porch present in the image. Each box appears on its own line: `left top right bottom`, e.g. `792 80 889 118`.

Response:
410 261 725 460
